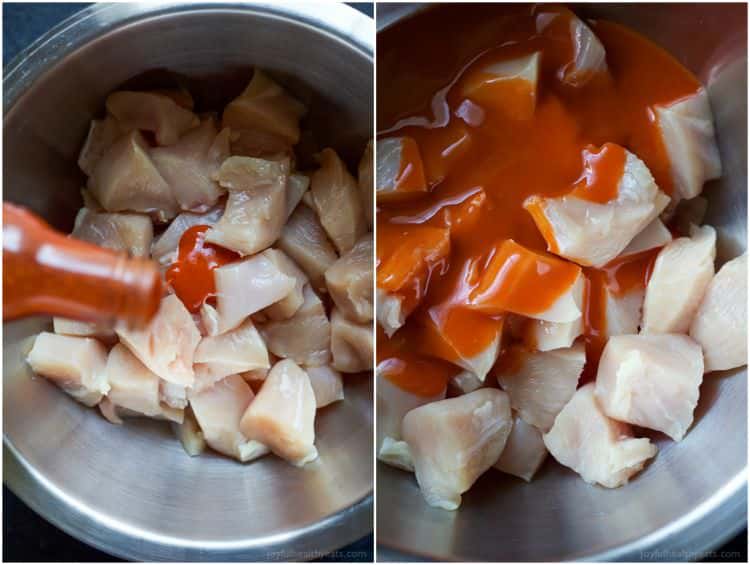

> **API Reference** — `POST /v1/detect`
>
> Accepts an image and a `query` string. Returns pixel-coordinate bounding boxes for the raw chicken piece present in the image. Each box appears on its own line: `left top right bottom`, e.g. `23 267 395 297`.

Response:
213 253 295 334
26 332 109 406
160 380 188 409
495 342 585 432
525 144 670 267
78 116 124 176
151 87 194 110
199 303 221 337
88 131 177 220
222 69 306 144
493 413 548 482
98 397 124 424
150 206 223 265
172 408 206 456
620 218 672 257
310 148 368 254
71 207 153 257
642 225 716 334
449 371 483 395
193 319 270 390
150 117 230 212
690 253 748 372
526 318 583 352
656 88 722 201
231 128 293 159
543 383 657 488
205 156 290 256
306 365 344 408
116 294 201 386
358 140 374 226
240 360 318 466
376 136 428 201
376 289 406 338
378 437 414 472
469 239 584 323
560 16 607 86
259 249 308 321
460 52 540 120
189 374 269 462
286 173 310 220
52 318 116 342
241 367 270 386
402 388 513 510
595 334 704 441
605 287 644 337
260 285 331 366
105 90 199 146
330 308 373 373
325 234 373 323
278 204 338 292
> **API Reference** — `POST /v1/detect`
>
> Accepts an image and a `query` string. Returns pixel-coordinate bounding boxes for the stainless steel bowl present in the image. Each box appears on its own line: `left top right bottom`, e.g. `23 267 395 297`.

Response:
3 3 373 561
376 4 747 561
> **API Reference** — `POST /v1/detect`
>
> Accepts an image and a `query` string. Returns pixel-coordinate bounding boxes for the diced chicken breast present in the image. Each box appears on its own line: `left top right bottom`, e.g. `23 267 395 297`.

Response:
595 334 704 441
194 319 270 390
189 374 269 462
310 148 368 254
151 87 194 110
525 145 670 267
88 131 177 220
213 253 295 334
198 302 221 337
620 218 672 257
358 140 374 227
222 69 306 144
330 308 373 373
378 437 414 472
690 253 748 372
561 16 607 86
230 128 293 160
325 234 373 323
204 156 289 256
543 383 657 488
71 207 153 257
526 318 583 352
376 288 406 337
150 206 223 266
278 204 339 292
286 173 310 220
78 116 124 176
172 407 206 456
160 380 188 409
605 287 644 337
116 294 201 386
376 137 428 201
260 285 331 366
495 342 585 432
656 88 722 201
240 360 318 466
105 90 199 146
151 117 230 212
26 332 109 406
642 224 716 334
493 413 548 482
449 371 483 395
52 317 116 342
259 249 308 321
306 365 344 408
402 388 513 510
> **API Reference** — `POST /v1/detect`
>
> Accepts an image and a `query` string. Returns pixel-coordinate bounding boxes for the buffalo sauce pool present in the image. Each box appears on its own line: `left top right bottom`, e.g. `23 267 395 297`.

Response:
376 4 702 395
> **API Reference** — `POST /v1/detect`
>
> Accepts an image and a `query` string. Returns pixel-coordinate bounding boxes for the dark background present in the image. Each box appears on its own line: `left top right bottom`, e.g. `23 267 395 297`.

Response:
2 2 373 562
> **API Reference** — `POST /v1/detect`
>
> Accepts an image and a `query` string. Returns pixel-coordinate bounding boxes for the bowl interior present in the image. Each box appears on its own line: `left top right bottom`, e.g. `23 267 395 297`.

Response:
3 4 373 561
376 4 747 561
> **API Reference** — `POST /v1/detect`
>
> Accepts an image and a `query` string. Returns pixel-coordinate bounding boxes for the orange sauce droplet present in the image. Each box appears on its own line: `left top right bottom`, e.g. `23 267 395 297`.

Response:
165 225 239 312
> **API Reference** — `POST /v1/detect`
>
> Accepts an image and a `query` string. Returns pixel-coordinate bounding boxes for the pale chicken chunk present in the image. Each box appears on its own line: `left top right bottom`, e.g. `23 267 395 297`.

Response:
172 407 206 456
71 207 153 257
495 342 585 432
116 294 201 386
527 318 583 352
690 253 748 372
160 380 188 409
52 318 116 342
310 148 368 254
330 308 373 373
26 332 109 406
325 234 373 323
240 360 318 466
286 173 310 220
358 140 374 226
656 88 722 201
259 249 308 321
193 319 270 390
306 365 344 408
376 288 406 338
78 116 124 176
376 136 428 201
543 384 657 488
605 287 644 337
278 203 339 291
493 413 548 482
231 128 293 160
402 388 513 510
222 69 306 144
260 285 331 366
150 117 230 212
642 225 716 334
595 334 703 441
150 206 223 266
105 90 199 146
620 218 672 257
205 156 289 255
525 145 670 267
561 15 607 86
379 437 414 472
449 371 483 395
189 374 269 462
88 131 177 220
213 253 295 334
